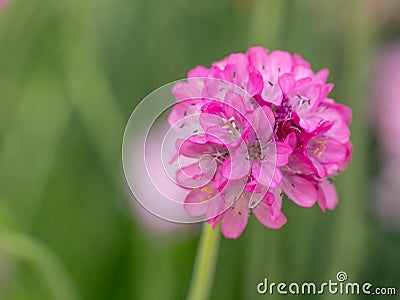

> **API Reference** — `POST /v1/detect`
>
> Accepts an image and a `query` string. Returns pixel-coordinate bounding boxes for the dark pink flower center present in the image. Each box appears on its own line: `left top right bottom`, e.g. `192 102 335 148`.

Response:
248 143 262 160
274 97 292 121
213 147 229 164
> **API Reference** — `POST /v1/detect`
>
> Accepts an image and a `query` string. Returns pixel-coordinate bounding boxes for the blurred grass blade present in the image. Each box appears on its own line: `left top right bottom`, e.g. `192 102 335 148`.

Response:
0 227 80 300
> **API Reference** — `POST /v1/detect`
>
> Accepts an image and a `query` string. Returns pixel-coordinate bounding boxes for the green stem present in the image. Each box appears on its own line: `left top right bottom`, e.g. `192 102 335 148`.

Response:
187 223 221 300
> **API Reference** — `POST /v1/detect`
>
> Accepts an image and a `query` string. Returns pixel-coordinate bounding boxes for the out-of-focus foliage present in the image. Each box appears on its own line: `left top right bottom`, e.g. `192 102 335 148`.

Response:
0 0 399 299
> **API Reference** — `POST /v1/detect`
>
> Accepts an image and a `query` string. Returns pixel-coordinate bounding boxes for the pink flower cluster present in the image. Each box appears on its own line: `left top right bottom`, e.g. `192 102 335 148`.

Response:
168 47 352 239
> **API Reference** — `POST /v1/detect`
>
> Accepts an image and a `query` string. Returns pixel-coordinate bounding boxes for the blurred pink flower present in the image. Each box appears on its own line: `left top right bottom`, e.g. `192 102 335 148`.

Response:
373 158 400 228
365 0 400 25
126 125 199 238
371 42 400 156
371 42 400 227
0 0 9 10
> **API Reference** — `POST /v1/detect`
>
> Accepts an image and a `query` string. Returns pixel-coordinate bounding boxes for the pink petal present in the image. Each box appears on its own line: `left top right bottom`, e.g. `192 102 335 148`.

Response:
172 82 201 102
326 120 351 144
284 132 298 149
275 142 292 166
179 139 215 158
308 137 347 164
314 68 330 83
288 152 316 175
184 189 210 217
293 65 314 80
176 157 216 187
247 46 269 71
220 179 246 208
253 194 287 229
168 103 193 127
292 53 311 68
278 73 296 95
250 106 275 141
299 116 323 132
205 125 241 147
308 156 326 177
261 81 283 105
281 173 318 207
223 91 247 118
184 184 223 218
247 71 264 96
222 144 250 180
332 103 352 125
252 160 275 187
270 167 283 188
268 50 293 74
221 194 250 239
188 66 209 78
317 180 338 211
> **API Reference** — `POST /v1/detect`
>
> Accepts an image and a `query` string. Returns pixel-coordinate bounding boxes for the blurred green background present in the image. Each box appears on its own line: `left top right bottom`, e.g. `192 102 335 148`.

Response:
0 0 399 299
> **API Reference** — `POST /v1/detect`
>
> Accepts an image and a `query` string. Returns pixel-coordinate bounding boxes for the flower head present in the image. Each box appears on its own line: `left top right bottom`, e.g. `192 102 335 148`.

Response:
169 47 352 239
